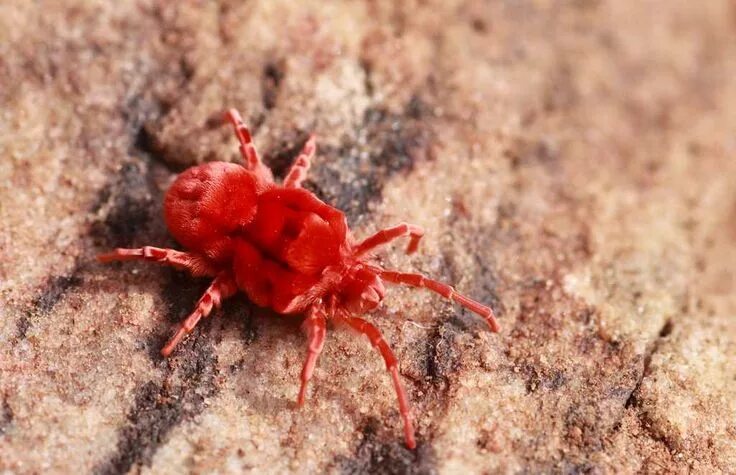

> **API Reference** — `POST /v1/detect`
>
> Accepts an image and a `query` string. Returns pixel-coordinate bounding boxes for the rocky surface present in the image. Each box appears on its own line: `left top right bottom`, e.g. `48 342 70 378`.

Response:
1 1 735 474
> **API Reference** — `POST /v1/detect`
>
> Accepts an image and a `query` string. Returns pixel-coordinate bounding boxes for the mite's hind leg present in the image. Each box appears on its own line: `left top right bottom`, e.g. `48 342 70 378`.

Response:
339 315 416 449
224 108 273 181
354 223 425 256
283 134 317 188
379 270 500 332
97 246 217 277
160 273 238 357
296 305 327 406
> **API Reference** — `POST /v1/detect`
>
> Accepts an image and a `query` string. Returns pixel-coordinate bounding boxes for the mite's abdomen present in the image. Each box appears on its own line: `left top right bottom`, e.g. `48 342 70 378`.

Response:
164 162 266 262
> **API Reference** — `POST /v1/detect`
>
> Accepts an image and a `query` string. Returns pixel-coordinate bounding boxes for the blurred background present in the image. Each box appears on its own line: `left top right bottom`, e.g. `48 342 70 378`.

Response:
1 1 735 474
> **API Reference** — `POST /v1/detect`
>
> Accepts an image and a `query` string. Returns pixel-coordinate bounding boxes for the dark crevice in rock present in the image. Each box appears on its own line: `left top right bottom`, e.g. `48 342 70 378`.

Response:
90 161 161 249
359 58 375 97
95 221 256 475
119 9 199 172
261 60 285 111
161 269 213 324
132 122 162 164
333 418 438 475
624 318 673 410
470 250 503 320
93 87 223 475
16 265 85 341
305 94 434 225
658 319 674 338
425 321 459 386
140 269 213 361
91 71 174 247
636 410 680 455
96 243 234 474
32 269 84 313
93 201 257 473
519 363 567 395
615 318 681 455
15 315 31 340
0 397 13 436
220 294 258 346
115 73 193 232
440 237 502 329
263 131 314 180
411 315 463 429
94 334 220 475
122 87 186 174
559 461 601 475
122 91 169 159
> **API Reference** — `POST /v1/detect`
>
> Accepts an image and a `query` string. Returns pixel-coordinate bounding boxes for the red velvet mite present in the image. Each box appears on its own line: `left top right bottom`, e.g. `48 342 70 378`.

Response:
98 109 499 449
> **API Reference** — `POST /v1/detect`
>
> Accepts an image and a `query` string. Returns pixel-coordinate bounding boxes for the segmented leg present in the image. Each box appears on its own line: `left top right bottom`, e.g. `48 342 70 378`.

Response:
379 270 500 332
224 108 273 181
297 305 327 406
355 223 425 256
283 134 317 188
97 247 217 277
339 315 416 449
160 273 238 357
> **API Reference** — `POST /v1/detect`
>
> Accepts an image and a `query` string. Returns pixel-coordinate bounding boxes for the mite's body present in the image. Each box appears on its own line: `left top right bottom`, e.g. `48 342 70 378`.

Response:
99 109 499 449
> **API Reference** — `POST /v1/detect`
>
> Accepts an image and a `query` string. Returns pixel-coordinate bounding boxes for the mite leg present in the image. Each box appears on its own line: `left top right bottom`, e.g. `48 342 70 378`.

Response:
283 134 317 188
97 247 217 277
354 223 425 256
160 273 238 357
379 270 500 332
224 108 273 181
297 305 327 406
339 315 416 449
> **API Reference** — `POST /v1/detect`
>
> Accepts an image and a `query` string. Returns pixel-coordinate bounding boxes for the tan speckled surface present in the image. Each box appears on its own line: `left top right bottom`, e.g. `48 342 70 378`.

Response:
1 1 735 474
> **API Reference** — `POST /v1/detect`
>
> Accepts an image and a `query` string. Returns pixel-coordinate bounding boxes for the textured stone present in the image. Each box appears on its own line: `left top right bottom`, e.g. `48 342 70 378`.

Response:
1 1 735 474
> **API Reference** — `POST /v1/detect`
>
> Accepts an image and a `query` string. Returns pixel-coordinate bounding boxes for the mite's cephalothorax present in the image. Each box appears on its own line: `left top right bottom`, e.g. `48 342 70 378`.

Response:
98 109 499 449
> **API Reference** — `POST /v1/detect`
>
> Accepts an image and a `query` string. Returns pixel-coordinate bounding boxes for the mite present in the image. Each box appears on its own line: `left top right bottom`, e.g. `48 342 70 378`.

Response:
98 109 499 449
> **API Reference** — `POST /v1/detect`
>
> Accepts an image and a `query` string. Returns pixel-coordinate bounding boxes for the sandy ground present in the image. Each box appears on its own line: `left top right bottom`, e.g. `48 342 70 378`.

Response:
1 1 735 474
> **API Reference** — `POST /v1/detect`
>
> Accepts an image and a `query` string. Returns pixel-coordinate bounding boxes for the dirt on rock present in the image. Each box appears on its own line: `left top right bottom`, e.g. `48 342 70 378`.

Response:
1 1 735 474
